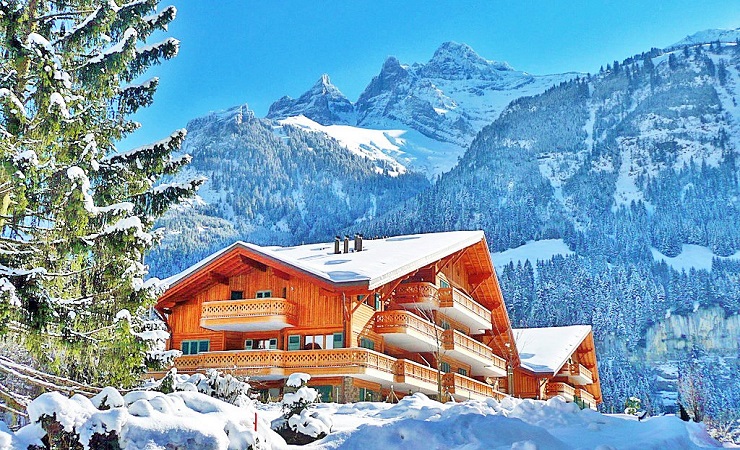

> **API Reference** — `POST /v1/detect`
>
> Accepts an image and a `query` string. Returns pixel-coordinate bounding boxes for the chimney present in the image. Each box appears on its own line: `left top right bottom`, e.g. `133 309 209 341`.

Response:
343 235 350 254
334 236 341 254
355 233 363 252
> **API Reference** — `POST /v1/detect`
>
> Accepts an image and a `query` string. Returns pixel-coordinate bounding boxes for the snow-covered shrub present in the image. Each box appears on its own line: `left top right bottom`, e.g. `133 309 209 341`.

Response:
10 388 283 450
624 396 641 416
271 372 332 445
152 368 253 406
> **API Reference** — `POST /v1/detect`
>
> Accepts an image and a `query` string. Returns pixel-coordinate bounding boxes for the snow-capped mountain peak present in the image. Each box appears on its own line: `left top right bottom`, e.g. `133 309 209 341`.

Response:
423 41 514 79
665 27 740 51
266 73 354 125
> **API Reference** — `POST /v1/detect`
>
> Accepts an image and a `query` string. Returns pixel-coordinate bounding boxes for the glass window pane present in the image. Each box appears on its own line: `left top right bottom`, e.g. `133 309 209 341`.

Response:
199 340 210 353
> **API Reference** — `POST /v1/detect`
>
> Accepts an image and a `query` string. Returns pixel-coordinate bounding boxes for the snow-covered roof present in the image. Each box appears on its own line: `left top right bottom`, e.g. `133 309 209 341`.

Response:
513 325 592 375
163 230 486 291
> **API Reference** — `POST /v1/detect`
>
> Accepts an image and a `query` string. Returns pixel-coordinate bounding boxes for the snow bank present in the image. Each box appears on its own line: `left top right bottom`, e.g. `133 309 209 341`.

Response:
7 389 285 450
268 393 722 449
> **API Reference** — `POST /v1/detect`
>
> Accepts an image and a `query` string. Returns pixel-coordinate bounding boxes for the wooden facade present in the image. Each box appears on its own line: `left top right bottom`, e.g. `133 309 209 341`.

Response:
154 232 600 407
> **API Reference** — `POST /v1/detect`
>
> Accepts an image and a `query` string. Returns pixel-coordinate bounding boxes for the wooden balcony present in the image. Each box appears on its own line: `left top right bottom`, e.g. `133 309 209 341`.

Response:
393 359 440 395
200 298 298 332
556 363 593 385
443 372 506 402
575 388 597 410
438 287 493 332
394 282 439 310
546 382 575 402
171 348 396 384
442 329 507 377
374 310 443 352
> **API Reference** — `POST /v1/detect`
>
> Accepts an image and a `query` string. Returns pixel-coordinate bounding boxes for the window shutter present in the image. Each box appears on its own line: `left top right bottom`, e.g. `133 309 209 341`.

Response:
288 335 300 350
199 340 210 353
333 332 344 349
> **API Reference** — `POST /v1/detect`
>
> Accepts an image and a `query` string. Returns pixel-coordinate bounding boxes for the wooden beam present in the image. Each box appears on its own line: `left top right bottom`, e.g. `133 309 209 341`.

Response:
209 271 229 285
240 255 267 272
272 267 291 281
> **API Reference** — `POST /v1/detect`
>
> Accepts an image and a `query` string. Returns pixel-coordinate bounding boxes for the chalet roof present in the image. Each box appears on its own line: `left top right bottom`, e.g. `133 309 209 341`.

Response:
513 325 592 375
162 230 486 291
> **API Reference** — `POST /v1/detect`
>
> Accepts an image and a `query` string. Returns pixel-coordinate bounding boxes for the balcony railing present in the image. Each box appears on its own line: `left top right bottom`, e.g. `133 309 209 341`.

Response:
394 359 440 393
575 388 597 409
374 310 443 352
546 382 576 402
172 348 396 380
394 282 439 309
556 363 593 385
438 287 492 330
441 329 507 377
200 298 298 331
443 372 506 401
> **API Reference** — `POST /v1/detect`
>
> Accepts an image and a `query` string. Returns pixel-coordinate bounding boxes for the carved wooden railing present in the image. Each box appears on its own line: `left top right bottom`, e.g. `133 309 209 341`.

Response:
282 348 397 374
438 287 492 326
443 372 505 400
374 310 443 342
394 282 439 307
546 382 576 400
202 298 298 321
173 348 396 375
557 363 593 384
395 359 440 386
575 388 596 406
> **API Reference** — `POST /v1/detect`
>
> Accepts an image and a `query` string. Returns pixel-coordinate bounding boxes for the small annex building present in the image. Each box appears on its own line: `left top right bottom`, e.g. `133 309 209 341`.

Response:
154 230 601 407
505 325 602 410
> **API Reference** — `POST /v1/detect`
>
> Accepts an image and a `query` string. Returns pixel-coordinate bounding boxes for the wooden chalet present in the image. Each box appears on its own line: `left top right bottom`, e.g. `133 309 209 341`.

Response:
155 231 522 402
503 325 602 409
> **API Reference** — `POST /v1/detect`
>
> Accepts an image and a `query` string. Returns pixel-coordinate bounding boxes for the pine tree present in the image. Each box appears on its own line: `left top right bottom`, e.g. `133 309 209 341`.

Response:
0 0 202 387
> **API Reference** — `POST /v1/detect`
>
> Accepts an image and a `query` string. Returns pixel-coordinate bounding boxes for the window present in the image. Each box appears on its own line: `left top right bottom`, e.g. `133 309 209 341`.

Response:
304 333 342 350
181 340 209 355
374 293 382 310
359 337 375 350
230 290 244 300
458 368 468 377
440 320 451 330
333 332 344 349
256 290 272 298
287 335 301 351
245 338 277 350
440 362 451 373
439 278 450 288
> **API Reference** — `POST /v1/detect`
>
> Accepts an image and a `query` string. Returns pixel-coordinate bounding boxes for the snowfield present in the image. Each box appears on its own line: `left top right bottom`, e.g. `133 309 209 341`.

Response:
491 239 575 270
1 391 729 449
651 245 740 272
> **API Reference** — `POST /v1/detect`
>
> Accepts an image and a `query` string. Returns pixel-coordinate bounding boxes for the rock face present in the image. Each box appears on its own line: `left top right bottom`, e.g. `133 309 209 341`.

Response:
267 42 578 173
644 308 740 359
267 74 355 125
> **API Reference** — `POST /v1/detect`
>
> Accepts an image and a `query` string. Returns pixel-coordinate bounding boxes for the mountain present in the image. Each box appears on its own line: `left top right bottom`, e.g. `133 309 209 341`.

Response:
267 42 579 176
354 40 740 414
147 106 428 277
665 27 740 51
267 74 355 125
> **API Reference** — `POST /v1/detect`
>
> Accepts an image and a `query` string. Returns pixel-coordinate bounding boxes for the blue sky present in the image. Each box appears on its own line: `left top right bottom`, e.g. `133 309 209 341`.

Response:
124 0 740 149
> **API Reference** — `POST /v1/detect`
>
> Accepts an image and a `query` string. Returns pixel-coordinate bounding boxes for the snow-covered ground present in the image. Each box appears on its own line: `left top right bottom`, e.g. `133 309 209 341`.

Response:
3 391 729 449
651 245 740 272
491 239 575 270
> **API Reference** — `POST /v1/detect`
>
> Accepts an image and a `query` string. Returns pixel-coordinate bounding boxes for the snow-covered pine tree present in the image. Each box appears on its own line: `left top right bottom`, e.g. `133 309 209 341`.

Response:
0 0 202 388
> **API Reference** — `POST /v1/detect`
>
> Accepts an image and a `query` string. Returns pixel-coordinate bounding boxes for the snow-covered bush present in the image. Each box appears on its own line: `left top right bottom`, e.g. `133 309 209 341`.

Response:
7 388 283 450
271 372 332 445
152 368 253 406
624 396 641 416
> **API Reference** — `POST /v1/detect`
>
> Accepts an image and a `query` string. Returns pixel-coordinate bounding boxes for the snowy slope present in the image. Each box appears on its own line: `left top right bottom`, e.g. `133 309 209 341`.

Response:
651 244 740 272
666 28 740 51
3 391 723 449
490 239 575 270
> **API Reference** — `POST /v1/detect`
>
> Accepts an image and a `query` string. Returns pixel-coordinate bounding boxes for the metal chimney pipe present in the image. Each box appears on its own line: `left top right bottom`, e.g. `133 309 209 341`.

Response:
356 233 363 252
343 235 350 253
334 236 341 254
